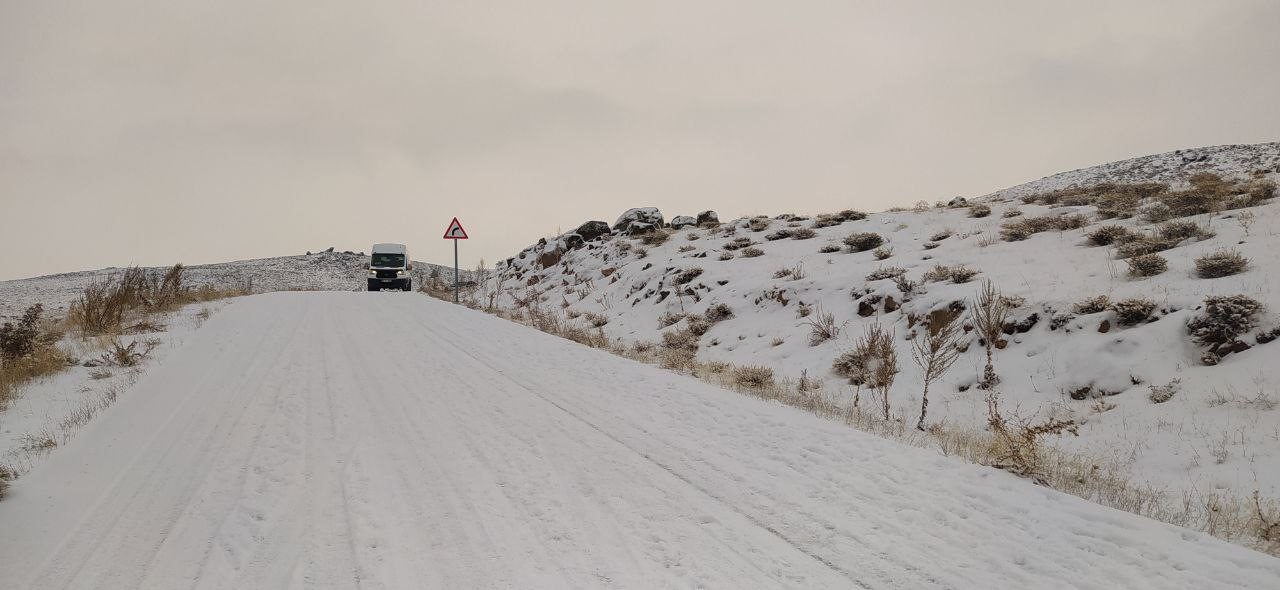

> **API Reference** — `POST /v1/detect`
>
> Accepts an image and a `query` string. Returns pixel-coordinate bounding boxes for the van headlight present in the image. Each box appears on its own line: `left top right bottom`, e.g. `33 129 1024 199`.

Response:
397 270 406 276
368 270 377 276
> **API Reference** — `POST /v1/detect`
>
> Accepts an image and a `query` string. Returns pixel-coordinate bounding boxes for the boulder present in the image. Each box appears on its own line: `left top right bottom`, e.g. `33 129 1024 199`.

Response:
947 197 969 207
696 210 720 226
669 215 697 229
562 233 586 250
614 207 665 232
574 220 612 241
625 222 657 236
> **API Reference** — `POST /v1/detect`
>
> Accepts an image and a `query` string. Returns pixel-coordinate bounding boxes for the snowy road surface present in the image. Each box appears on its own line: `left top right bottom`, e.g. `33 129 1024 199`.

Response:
1 293 1277 589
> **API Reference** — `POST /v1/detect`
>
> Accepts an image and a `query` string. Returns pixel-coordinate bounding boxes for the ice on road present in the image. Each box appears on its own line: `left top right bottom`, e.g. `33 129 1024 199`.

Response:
1 293 1276 589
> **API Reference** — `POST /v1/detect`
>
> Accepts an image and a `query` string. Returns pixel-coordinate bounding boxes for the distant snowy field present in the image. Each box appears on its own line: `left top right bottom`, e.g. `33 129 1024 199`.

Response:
0 251 462 321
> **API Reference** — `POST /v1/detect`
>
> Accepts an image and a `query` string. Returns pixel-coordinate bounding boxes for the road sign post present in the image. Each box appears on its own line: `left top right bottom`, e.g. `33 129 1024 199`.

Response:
443 217 469 303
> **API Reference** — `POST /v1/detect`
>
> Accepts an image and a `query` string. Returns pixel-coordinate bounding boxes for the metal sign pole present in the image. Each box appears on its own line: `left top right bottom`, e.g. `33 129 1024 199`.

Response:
453 239 460 303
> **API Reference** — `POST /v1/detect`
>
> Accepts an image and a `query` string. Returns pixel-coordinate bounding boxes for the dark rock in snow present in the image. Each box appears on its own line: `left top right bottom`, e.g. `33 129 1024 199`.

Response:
575 221 612 241
697 211 720 226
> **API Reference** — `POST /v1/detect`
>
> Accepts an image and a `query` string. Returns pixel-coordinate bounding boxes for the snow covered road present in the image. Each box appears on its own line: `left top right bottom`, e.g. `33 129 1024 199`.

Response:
1 292 1277 589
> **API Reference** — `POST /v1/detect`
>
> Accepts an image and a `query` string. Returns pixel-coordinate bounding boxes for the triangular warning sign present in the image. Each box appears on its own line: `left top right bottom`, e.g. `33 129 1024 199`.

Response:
443 217 469 239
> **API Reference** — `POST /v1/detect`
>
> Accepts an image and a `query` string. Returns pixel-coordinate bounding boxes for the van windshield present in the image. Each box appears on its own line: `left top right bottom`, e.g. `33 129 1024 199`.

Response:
371 253 405 268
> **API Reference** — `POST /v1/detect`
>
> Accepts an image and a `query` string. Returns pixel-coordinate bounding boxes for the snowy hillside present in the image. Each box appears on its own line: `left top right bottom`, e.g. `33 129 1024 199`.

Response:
483 144 1280 509
0 250 465 321
989 142 1280 200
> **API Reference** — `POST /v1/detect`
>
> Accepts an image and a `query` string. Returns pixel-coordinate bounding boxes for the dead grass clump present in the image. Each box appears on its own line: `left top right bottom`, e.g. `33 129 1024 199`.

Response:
843 232 884 252
640 230 672 246
674 267 704 285
657 312 687 328
865 266 906 281
950 266 979 284
1001 207 1023 218
1070 293 1111 312
583 312 610 328
740 246 765 258
971 281 1010 389
732 365 775 389
969 204 991 218
1148 379 1180 404
819 243 842 253
1158 219 1212 243
922 264 952 283
802 304 842 346
748 217 771 232
872 246 893 260
1001 214 1090 241
1195 249 1249 278
791 227 817 240
1 304 45 361
1086 225 1138 246
1112 298 1157 326
704 302 735 323
1126 253 1167 277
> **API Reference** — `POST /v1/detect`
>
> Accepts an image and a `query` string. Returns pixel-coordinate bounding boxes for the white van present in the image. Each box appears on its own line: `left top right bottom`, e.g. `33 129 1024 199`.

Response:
367 243 413 291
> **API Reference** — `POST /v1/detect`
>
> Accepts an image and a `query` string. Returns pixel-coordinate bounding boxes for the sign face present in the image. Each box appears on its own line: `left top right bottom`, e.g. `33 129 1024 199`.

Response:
443 217 469 240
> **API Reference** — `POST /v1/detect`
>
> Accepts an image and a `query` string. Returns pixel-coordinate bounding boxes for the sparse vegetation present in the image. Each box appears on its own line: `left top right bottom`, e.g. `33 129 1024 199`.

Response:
969 204 991 218
819 243 842 254
802 304 842 346
984 391 1078 481
1086 225 1138 246
732 365 775 388
872 246 893 260
704 303 734 323
912 309 962 430
971 281 1010 389
1 304 65 410
833 322 897 420
791 227 817 240
740 247 765 258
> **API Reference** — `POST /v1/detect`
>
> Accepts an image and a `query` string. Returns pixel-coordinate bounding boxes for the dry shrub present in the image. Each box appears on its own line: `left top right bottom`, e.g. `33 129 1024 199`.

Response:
1086 225 1138 246
1195 249 1249 278
843 232 884 252
985 391 1078 481
819 243 841 253
1126 253 1167 277
865 266 906 281
0 304 44 361
950 266 979 283
678 245 696 252
1159 220 1212 242
1001 207 1023 218
748 217 771 232
1 304 67 409
718 252 735 261
971 280 1010 388
922 264 953 283
99 338 159 367
674 267 704 285
838 209 867 221
969 204 992 218
640 230 672 246
1187 295 1262 352
1148 379 1180 404
1000 214 1090 241
583 312 610 327
791 227 817 240
686 317 712 336
657 312 687 328
704 302 735 323
765 229 792 241
872 246 893 260
930 230 953 241
1112 298 1156 326
740 247 765 258
732 365 775 388
802 304 842 346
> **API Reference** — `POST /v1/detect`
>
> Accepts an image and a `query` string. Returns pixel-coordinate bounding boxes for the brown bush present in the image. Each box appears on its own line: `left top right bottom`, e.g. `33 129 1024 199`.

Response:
1086 225 1138 246
732 365 775 388
1073 295 1110 315
704 303 734 323
1187 294 1262 350
790 227 817 240
844 232 884 252
865 266 907 281
740 246 765 258
819 243 842 253
1195 249 1249 278
1126 254 1168 277
969 204 992 218
1112 298 1156 326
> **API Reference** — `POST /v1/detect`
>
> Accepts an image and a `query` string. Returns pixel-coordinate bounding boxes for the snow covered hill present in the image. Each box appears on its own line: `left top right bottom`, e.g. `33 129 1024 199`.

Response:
989 142 1280 200
1 292 1276 588
0 250 465 321
482 142 1280 514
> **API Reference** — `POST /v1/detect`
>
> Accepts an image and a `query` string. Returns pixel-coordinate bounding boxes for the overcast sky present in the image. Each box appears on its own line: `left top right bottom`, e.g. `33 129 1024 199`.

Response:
3 1 1278 280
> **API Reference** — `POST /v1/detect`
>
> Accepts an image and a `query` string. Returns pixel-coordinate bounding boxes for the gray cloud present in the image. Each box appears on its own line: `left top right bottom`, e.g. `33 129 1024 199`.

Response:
2 0 1278 279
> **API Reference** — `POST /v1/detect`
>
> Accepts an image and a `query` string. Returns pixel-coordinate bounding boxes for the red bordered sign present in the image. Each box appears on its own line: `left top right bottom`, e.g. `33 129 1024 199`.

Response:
443 217 469 240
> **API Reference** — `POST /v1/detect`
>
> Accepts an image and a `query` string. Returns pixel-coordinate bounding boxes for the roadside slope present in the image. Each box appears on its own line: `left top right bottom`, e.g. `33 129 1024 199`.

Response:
0 292 1275 589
